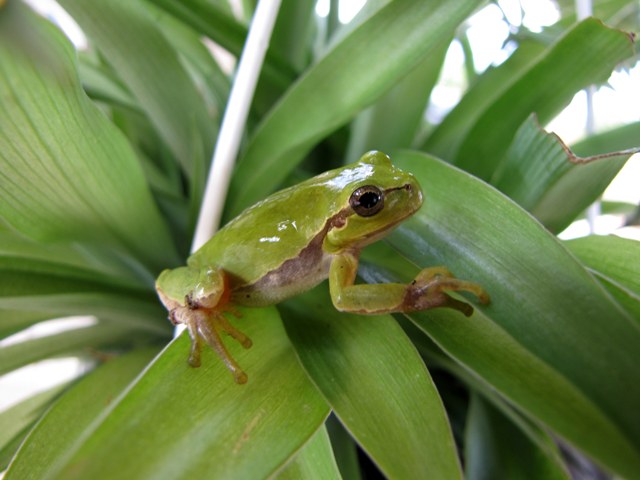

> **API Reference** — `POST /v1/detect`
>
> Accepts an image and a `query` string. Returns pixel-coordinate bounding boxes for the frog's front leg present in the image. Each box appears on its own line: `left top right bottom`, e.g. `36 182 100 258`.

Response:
328 252 489 316
157 266 252 384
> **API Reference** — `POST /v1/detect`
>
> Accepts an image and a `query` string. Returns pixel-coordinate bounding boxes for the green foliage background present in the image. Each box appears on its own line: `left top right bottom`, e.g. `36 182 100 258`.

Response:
1 0 639 478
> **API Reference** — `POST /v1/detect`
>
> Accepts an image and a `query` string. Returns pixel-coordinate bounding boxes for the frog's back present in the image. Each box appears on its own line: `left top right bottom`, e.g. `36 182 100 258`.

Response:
187 177 338 285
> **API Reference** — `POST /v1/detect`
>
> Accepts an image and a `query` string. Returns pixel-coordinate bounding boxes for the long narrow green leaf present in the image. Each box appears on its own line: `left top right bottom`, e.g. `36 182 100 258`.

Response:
0 322 146 375
325 415 362 480
0 384 68 470
399 315 573 469
424 19 635 179
0 310 52 340
0 2 177 271
382 151 640 477
5 348 159 480
269 0 316 72
58 0 215 179
282 288 463 480
465 394 571 480
571 121 640 156
276 425 341 480
454 18 634 178
423 40 546 161
148 0 296 89
492 115 630 233
45 307 329 479
345 38 449 162
226 0 484 217
565 235 640 323
0 252 166 332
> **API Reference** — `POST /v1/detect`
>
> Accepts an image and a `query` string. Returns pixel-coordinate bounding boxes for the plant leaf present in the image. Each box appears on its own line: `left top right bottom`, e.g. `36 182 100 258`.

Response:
0 252 167 332
45 307 329 479
282 288 463 480
345 38 449 161
0 2 177 271
424 19 635 179
0 310 52 340
226 0 484 217
0 384 68 470
58 0 215 179
423 40 545 162
148 0 297 89
565 235 640 323
5 347 159 479
276 425 341 480
381 150 640 478
465 394 571 480
325 415 361 480
571 121 640 156
492 115 630 233
0 322 146 376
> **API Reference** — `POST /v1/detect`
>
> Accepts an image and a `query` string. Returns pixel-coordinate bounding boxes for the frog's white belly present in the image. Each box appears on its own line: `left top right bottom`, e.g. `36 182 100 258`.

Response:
231 250 333 307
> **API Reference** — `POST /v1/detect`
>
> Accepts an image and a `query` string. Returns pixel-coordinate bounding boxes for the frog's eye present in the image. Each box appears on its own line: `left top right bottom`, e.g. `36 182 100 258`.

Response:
350 185 384 217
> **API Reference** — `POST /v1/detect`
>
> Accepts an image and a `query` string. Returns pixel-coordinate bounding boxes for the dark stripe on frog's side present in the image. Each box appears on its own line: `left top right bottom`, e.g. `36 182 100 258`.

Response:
231 208 350 307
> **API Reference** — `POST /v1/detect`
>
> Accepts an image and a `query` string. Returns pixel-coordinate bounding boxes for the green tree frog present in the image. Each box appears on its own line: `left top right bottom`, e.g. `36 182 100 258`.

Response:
156 151 489 384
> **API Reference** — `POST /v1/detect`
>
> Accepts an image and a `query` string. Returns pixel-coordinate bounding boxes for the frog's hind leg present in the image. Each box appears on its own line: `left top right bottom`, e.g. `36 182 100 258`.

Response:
192 309 252 384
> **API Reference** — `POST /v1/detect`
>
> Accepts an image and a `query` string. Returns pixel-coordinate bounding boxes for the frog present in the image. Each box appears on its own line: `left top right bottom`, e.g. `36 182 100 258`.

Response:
156 151 489 384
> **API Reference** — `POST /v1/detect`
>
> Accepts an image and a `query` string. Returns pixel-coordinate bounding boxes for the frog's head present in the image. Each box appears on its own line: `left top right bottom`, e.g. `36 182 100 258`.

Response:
324 151 423 252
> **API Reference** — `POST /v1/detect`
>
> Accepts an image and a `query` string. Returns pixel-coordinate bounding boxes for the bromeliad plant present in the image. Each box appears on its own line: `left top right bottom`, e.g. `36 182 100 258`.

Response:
1 0 639 478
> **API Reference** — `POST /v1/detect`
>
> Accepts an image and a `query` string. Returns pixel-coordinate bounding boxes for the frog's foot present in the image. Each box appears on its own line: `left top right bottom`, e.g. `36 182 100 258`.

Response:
406 267 490 317
182 307 252 384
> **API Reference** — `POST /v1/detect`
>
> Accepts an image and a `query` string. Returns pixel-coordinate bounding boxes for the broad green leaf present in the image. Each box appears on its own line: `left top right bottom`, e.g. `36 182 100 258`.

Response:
425 19 635 179
282 288 463 480
0 2 177 271
58 0 215 180
5 348 158 480
492 115 630 233
276 425 341 480
0 384 68 470
382 151 640 478
565 235 640 323
465 394 570 480
46 307 329 479
0 322 147 375
226 0 484 217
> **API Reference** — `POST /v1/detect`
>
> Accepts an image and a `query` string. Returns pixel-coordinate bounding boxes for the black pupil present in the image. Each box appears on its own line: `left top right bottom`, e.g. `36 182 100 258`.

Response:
359 191 379 209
